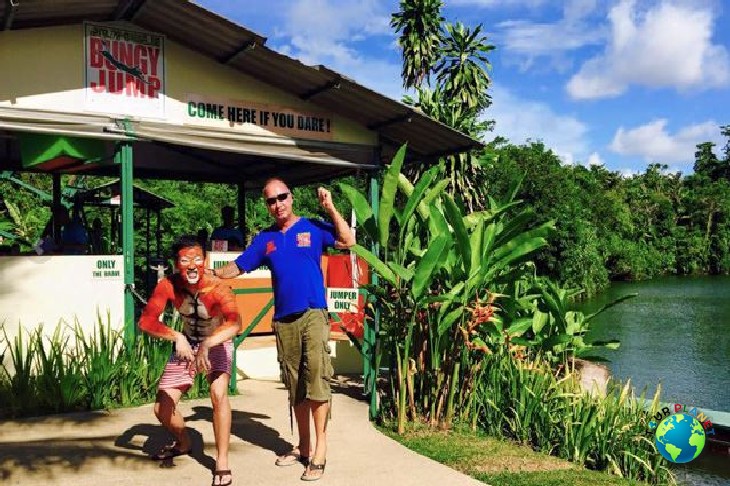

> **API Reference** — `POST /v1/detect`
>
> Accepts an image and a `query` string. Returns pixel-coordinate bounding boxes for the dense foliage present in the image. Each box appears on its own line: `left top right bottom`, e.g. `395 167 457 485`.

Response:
3 131 729 298
482 131 730 296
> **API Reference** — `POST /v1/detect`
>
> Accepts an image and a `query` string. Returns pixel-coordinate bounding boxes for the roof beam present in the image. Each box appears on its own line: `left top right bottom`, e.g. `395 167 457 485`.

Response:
425 144 481 159
219 38 258 64
112 0 147 21
299 78 341 101
3 0 19 31
367 112 412 131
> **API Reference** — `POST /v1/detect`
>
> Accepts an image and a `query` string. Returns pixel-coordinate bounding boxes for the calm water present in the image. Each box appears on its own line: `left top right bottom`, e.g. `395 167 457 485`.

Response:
580 276 730 485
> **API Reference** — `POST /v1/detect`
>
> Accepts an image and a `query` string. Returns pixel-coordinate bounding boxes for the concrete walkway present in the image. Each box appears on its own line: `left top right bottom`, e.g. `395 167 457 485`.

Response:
0 378 485 486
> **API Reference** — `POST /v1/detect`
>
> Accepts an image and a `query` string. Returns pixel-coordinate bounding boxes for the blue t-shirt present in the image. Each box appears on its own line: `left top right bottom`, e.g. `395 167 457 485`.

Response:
61 219 89 254
235 218 336 320
210 226 244 247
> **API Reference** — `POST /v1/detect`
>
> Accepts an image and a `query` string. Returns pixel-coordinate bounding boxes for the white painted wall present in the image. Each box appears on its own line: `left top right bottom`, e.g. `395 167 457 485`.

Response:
0 255 124 366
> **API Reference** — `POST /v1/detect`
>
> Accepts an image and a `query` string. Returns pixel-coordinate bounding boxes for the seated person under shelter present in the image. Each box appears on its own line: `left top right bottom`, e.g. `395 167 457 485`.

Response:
35 206 89 255
61 209 89 255
210 206 244 251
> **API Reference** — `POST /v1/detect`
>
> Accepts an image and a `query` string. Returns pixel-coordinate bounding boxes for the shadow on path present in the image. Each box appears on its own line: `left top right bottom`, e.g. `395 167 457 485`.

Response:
0 434 151 483
186 406 293 459
114 423 214 471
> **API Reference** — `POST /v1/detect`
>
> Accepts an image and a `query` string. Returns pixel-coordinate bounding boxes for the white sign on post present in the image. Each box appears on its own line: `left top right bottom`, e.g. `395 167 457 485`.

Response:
84 22 166 118
327 287 359 313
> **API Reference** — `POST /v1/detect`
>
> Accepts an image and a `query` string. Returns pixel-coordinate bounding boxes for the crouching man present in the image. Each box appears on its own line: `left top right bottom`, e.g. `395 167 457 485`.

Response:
138 235 242 486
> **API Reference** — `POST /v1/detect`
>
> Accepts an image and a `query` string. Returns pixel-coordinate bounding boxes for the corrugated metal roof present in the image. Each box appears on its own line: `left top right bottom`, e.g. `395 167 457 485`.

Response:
1 0 482 161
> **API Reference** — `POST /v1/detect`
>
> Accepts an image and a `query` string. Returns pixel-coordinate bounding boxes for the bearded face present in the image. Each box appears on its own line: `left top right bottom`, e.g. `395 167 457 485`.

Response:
176 246 205 285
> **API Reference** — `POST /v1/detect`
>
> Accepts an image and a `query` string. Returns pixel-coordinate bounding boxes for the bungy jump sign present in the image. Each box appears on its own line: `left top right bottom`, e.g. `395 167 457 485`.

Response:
84 22 165 119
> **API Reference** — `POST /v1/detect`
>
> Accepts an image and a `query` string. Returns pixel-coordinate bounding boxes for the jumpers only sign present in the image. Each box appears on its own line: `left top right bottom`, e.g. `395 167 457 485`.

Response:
84 22 165 118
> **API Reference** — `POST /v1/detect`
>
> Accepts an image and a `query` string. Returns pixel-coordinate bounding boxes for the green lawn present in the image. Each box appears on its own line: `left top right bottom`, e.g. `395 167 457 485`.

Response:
381 427 666 486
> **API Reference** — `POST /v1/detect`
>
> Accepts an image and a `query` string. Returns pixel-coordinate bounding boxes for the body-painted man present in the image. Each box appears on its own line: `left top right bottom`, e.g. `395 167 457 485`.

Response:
138 235 241 486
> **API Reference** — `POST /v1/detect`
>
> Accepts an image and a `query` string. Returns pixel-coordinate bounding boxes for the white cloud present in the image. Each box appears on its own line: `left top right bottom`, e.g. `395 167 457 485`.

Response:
619 167 640 178
486 85 591 165
495 0 606 71
587 151 604 166
609 119 723 164
567 0 730 99
270 0 404 100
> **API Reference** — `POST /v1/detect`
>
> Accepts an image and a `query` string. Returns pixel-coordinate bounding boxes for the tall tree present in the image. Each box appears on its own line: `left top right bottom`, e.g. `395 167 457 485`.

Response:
390 0 444 89
694 142 721 180
391 1 496 212
436 22 494 112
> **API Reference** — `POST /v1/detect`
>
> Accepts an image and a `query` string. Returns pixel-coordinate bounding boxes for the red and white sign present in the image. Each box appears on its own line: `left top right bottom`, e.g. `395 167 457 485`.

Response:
84 22 165 118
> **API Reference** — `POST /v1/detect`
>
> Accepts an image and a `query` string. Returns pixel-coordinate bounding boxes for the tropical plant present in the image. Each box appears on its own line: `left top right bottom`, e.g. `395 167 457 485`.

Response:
391 0 444 89
503 278 631 366
436 22 494 112
339 144 554 432
392 1 495 212
476 348 674 483
0 316 210 419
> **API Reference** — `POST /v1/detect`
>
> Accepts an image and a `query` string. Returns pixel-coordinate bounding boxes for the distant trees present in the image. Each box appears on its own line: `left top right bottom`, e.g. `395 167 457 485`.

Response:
480 129 730 295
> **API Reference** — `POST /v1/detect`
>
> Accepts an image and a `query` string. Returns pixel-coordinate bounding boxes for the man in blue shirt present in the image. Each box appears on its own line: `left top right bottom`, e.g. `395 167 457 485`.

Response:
210 206 244 251
213 178 355 481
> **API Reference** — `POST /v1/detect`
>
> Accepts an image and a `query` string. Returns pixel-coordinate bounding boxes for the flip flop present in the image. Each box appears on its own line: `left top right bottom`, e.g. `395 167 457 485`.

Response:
212 469 232 486
301 460 326 481
275 449 309 467
151 444 192 461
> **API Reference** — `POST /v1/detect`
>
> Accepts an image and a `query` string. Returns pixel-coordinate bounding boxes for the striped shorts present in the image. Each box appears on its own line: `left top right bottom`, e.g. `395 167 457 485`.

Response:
158 340 233 391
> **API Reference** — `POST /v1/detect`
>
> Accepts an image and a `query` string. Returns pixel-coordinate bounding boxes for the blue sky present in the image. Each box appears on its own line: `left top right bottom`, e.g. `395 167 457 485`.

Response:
196 0 730 175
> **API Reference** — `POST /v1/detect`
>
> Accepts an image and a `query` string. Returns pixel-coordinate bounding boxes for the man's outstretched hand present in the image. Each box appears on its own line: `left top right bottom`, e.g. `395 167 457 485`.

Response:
318 187 335 213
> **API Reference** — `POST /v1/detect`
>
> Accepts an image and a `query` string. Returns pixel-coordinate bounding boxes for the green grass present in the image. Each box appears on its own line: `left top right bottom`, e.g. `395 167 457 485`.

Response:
381 426 670 486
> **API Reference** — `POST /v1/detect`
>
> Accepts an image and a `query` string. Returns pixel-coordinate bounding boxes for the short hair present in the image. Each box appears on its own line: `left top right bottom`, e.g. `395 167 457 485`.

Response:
262 177 289 196
171 234 205 259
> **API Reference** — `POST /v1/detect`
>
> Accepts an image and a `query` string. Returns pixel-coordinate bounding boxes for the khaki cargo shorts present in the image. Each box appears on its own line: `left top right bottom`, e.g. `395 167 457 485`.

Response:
273 308 333 406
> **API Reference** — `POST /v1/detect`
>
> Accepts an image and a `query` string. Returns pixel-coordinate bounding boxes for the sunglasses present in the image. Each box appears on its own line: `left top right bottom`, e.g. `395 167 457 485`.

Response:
265 192 290 205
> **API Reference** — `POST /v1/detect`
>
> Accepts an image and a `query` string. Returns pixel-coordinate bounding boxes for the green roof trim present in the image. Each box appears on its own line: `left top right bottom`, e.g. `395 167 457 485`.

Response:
19 133 106 168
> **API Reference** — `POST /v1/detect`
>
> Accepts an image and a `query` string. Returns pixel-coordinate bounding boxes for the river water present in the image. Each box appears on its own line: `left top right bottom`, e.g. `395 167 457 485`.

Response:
580 276 730 485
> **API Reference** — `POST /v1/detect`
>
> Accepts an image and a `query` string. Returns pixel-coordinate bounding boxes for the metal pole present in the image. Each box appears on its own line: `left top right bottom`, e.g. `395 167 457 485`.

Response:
52 173 62 245
365 173 380 420
146 207 151 296
237 182 246 243
117 140 135 346
156 209 162 257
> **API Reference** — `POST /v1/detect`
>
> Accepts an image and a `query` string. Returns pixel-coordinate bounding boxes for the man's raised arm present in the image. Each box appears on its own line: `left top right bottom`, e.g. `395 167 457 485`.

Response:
318 187 355 249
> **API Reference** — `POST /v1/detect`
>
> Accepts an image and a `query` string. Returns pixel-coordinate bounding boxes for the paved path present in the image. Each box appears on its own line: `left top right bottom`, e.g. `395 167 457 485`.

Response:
0 378 485 486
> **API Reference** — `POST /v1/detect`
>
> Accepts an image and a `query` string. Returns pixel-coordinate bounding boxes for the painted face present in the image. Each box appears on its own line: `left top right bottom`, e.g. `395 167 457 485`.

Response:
176 246 205 285
263 181 293 222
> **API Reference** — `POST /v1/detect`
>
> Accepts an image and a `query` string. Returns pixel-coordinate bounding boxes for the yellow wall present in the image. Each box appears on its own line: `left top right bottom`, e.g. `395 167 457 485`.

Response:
0 25 85 109
0 23 376 145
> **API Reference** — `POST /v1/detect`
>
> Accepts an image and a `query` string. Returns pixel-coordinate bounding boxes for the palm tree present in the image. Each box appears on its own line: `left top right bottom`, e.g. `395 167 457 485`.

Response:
392 3 496 213
436 22 495 113
391 0 444 89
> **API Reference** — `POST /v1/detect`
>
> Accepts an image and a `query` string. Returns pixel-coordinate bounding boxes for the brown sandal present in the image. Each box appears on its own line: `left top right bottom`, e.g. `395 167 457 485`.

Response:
151 443 191 461
276 449 309 467
212 469 232 486
301 461 326 481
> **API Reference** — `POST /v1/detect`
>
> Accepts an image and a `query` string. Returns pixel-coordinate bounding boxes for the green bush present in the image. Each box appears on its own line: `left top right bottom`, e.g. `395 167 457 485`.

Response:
0 317 210 419
475 350 673 484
